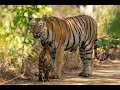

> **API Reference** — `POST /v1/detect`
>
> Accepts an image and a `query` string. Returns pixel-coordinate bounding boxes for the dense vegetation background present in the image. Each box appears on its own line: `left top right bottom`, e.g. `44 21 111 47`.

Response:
0 5 119 81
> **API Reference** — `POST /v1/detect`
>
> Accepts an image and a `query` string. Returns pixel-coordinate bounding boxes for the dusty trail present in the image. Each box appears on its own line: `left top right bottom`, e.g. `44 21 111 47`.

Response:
1 60 120 85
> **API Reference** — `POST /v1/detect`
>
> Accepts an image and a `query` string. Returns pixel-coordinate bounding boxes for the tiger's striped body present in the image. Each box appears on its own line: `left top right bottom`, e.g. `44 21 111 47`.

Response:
28 15 97 81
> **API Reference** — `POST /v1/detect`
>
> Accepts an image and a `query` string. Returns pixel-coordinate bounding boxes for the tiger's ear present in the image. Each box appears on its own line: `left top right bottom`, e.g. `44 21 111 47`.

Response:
28 15 33 22
42 14 47 21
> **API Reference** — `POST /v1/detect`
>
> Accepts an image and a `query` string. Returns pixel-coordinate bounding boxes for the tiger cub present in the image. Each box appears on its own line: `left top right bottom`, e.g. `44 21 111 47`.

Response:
38 44 51 82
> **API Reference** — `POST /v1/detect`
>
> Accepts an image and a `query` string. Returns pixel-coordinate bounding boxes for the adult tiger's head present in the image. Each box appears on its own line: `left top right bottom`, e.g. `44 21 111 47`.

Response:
28 14 48 39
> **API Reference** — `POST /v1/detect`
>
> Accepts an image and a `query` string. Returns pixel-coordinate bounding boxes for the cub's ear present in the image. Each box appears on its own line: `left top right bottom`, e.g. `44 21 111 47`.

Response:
42 14 47 21
28 15 33 22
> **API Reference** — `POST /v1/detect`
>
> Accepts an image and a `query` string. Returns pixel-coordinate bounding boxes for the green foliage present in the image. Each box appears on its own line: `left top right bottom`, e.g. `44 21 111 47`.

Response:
107 6 120 38
97 37 109 50
95 5 120 50
11 5 52 29
0 5 15 66
109 37 120 48
10 5 52 67
95 5 114 38
97 37 119 51
0 5 52 67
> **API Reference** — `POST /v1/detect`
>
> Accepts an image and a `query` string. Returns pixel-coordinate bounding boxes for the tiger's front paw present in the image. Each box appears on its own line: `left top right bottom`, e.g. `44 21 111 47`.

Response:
79 72 91 77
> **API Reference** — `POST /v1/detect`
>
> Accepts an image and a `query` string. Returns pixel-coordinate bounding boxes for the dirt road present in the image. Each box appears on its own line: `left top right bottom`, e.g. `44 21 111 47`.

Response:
1 59 120 85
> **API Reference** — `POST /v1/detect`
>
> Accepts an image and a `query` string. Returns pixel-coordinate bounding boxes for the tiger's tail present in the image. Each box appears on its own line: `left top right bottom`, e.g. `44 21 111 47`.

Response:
94 36 110 61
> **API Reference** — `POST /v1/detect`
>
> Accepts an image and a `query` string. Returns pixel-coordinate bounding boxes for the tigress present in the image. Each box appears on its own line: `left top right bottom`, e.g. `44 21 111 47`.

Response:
28 14 98 81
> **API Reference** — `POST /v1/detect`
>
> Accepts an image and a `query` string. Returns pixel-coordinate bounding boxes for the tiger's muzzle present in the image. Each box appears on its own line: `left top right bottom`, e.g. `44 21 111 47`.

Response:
33 32 41 38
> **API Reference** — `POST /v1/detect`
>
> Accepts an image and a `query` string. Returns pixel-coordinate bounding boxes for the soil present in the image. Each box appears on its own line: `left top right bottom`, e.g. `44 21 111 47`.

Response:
1 59 120 85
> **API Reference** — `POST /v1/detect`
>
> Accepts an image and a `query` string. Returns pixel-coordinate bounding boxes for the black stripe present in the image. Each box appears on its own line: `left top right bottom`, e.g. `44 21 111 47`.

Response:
65 19 76 50
73 17 83 32
65 19 73 49
84 39 93 48
65 17 83 49
88 16 96 42
52 17 62 29
86 52 93 55
69 17 80 48
73 18 84 44
64 21 70 49
87 16 93 39
81 41 85 49
65 39 70 50
87 16 91 39
78 16 86 30
39 64 44 68
80 57 85 60
75 17 86 45
75 16 85 31
84 41 91 48
81 16 88 40
85 46 93 52
95 38 97 41
71 17 83 49
74 18 82 47
68 30 75 49
80 52 85 56
65 22 70 50
80 48 85 52
86 58 92 60
73 17 84 47
70 17 79 34
94 44 97 49
65 39 69 51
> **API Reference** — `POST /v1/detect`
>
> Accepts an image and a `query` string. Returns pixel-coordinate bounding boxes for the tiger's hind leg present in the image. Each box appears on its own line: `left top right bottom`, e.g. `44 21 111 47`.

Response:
79 41 93 77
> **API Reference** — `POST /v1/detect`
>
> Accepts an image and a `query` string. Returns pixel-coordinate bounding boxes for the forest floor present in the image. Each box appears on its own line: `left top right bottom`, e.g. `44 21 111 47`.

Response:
1 59 120 85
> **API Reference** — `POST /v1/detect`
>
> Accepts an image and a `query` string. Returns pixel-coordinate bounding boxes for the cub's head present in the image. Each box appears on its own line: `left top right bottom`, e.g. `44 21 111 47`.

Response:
28 14 47 39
